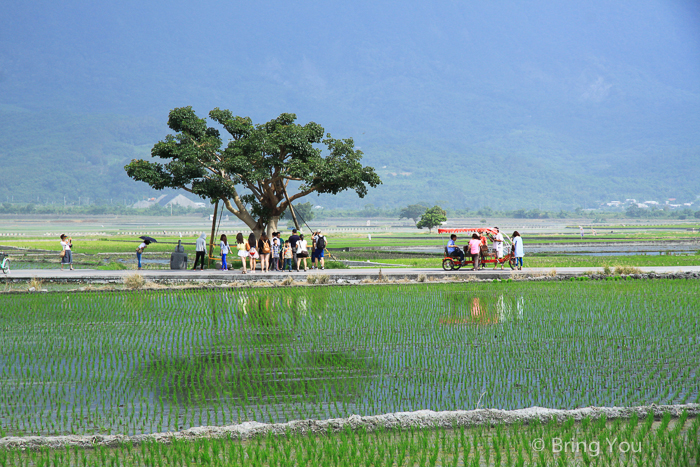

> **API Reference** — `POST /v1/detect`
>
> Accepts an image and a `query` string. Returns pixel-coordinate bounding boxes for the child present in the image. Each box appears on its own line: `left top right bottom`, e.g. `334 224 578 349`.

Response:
271 232 281 271
283 241 292 271
220 234 229 270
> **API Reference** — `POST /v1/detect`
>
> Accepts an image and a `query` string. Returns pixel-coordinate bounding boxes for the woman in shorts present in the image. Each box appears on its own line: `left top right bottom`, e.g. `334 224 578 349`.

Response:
295 234 310 271
258 233 271 272
247 233 259 273
235 233 248 273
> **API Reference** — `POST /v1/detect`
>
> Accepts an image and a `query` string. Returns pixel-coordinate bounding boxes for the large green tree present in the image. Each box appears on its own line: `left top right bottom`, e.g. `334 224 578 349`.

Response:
125 107 381 236
416 205 447 233
398 203 427 225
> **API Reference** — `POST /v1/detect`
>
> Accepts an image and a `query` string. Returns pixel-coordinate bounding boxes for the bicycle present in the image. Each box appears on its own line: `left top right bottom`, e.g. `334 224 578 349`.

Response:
0 253 9 274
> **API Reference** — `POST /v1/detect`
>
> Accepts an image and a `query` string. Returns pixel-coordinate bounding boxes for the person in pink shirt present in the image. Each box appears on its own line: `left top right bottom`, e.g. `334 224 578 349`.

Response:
468 233 481 271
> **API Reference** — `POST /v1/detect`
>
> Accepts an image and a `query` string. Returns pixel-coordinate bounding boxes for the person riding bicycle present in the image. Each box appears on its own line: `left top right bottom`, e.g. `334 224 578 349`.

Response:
447 234 464 262
0 252 9 274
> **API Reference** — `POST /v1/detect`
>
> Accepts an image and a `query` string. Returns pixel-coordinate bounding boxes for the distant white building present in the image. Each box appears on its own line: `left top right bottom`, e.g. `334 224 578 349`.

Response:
644 201 659 205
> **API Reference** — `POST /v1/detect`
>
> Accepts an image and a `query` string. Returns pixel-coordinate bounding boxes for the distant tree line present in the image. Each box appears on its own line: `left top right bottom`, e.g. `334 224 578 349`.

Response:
0 203 208 217
1 201 699 220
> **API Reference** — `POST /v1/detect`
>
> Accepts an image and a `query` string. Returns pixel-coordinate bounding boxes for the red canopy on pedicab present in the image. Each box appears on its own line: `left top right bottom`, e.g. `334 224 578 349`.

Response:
437 228 498 235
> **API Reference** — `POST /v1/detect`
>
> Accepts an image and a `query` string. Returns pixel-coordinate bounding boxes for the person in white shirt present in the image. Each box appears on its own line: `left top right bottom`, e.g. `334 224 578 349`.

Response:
60 234 73 271
219 234 230 270
295 234 309 271
136 239 149 270
492 226 504 270
193 233 207 271
512 231 524 270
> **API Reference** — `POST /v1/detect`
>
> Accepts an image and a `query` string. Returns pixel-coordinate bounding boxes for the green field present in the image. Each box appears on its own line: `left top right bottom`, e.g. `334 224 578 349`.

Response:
362 254 700 269
1 281 698 439
1 227 699 254
1 280 699 465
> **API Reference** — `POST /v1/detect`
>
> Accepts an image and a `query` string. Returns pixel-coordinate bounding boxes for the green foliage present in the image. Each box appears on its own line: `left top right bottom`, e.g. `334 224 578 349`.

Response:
281 202 315 223
625 205 645 218
125 107 381 233
398 204 427 225
416 205 447 232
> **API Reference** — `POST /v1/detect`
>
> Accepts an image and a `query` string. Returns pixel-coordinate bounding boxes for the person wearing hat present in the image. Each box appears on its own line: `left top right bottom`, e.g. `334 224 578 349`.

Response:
312 231 328 270
493 227 504 270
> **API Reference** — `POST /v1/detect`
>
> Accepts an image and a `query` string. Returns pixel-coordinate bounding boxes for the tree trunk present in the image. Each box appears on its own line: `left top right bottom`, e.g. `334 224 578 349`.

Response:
252 218 265 241
222 200 260 236
267 216 280 238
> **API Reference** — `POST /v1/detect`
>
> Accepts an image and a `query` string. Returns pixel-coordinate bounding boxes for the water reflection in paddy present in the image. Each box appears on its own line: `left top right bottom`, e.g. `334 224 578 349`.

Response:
0 283 697 437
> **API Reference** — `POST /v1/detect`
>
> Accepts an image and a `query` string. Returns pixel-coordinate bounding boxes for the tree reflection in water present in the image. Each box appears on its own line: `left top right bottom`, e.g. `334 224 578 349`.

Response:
143 290 372 426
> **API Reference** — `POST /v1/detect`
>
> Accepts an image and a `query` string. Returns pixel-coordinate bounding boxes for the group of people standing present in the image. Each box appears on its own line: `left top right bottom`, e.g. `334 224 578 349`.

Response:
447 227 524 270
216 229 328 273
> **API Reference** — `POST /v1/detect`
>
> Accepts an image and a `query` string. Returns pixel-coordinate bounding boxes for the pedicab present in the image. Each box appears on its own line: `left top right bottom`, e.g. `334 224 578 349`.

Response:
438 228 516 270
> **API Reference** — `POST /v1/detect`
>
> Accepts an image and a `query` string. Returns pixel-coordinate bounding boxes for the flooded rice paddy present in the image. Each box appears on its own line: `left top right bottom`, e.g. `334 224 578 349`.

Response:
0 281 698 437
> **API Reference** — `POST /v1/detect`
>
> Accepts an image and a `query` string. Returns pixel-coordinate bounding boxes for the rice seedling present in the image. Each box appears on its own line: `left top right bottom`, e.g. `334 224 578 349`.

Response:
0 280 698 444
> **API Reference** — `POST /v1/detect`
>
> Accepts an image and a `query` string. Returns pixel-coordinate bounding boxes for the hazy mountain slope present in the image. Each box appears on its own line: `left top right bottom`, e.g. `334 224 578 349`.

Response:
0 105 165 204
1 0 699 209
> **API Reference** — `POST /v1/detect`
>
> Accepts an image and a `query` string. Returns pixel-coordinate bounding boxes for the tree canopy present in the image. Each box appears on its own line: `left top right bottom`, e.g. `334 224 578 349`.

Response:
125 107 381 236
399 204 427 225
416 205 447 232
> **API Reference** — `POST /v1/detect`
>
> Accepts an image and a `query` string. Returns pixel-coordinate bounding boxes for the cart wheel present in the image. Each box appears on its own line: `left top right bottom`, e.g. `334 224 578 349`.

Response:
442 259 455 271
508 257 516 270
452 260 461 271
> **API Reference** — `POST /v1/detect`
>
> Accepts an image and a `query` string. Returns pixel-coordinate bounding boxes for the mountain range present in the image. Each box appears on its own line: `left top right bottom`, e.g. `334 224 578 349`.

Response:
1 0 699 210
